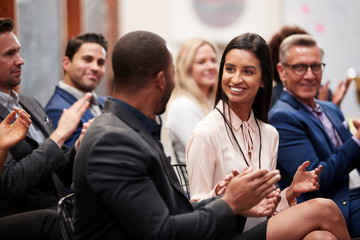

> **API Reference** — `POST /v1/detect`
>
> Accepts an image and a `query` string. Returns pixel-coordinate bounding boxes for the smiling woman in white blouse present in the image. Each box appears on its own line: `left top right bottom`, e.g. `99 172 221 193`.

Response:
186 33 350 240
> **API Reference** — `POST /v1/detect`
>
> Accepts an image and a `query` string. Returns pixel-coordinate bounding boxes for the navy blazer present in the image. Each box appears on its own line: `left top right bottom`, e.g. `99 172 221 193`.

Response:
0 94 74 217
45 86 106 147
269 90 360 223
72 99 245 240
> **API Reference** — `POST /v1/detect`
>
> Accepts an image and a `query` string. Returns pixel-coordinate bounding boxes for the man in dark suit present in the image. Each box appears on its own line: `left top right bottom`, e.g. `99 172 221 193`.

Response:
0 17 92 218
72 31 284 240
45 33 107 147
269 34 360 238
0 109 62 240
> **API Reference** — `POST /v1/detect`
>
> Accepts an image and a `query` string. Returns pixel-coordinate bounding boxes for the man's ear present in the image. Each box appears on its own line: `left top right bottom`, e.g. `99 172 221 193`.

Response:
277 62 286 84
63 56 71 72
155 71 166 91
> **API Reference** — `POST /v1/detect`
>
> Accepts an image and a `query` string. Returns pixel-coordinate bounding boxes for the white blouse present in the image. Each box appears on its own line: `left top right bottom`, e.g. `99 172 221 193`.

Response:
186 100 295 231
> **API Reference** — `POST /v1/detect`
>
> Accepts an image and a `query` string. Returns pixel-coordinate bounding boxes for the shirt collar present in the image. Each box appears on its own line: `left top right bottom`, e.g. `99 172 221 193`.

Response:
0 89 21 110
216 100 256 133
108 97 162 140
284 88 318 113
58 80 99 102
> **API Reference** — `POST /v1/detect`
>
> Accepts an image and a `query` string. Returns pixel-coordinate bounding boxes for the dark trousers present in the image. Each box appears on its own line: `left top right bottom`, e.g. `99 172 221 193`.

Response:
349 187 360 238
0 209 63 240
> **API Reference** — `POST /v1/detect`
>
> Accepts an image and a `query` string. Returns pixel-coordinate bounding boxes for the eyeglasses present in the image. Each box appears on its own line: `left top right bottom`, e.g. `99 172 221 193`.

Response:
282 63 326 76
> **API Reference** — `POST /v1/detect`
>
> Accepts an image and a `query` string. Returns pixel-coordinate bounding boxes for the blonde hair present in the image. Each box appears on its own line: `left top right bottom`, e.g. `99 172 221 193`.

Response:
170 38 219 115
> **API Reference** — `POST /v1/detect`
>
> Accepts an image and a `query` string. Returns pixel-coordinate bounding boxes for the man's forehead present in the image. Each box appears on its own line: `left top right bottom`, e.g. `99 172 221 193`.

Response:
289 45 320 54
0 31 21 52
77 42 106 57
287 45 322 60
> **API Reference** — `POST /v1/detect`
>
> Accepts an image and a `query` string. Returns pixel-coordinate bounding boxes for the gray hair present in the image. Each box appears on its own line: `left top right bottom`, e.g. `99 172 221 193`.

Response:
279 34 324 63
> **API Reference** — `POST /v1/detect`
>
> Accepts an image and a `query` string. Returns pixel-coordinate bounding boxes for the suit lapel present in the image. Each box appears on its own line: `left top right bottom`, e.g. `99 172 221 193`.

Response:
19 95 53 137
56 87 95 122
0 103 11 121
281 91 336 149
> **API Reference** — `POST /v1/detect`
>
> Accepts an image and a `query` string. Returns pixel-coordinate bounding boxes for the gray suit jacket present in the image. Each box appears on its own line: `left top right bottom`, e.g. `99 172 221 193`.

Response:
73 98 246 240
0 94 74 217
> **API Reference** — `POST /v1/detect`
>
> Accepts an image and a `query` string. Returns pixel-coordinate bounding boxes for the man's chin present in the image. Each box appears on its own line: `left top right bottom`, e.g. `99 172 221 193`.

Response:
298 89 317 99
10 79 21 88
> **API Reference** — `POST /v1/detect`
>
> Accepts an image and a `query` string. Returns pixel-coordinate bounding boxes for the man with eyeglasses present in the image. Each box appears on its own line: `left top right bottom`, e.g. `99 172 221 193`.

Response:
269 34 360 238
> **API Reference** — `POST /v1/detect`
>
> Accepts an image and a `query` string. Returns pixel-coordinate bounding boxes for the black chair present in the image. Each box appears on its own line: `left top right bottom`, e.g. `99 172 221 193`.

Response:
57 193 75 240
172 163 190 200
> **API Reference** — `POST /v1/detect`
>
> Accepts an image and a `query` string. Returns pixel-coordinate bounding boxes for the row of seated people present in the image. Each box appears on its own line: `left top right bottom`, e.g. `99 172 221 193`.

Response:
0 18 106 240
0 19 107 215
164 26 359 237
0 16 358 239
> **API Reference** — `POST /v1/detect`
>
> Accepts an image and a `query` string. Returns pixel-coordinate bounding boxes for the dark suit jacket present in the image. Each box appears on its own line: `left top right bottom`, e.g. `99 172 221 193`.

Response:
45 86 106 147
0 94 74 217
269 90 360 223
73 99 246 240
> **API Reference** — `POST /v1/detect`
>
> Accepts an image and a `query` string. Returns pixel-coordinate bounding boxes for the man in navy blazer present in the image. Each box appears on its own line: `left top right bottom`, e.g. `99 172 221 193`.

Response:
45 33 107 147
269 34 360 237
73 31 282 240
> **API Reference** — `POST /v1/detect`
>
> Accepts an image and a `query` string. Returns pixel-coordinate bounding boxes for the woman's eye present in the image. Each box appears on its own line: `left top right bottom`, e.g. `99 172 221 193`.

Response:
244 69 253 75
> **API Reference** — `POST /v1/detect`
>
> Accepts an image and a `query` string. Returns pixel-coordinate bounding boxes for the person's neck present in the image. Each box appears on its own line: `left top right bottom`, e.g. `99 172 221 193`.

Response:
112 91 156 120
199 85 211 99
62 76 80 90
284 88 316 109
0 87 13 95
302 98 316 109
229 102 251 122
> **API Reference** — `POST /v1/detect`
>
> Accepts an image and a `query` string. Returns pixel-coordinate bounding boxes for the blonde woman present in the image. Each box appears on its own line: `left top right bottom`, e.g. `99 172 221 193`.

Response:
166 38 218 163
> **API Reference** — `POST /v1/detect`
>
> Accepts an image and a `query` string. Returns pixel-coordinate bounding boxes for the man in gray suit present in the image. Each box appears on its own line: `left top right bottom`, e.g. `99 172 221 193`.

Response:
73 31 282 239
0 17 91 217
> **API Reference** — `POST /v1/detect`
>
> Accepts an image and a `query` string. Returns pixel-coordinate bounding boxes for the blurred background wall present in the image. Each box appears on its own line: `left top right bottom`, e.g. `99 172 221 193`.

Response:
1 0 360 119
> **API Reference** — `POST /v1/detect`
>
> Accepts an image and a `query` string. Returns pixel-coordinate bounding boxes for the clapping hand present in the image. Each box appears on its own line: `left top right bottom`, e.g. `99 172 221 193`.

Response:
221 168 281 215
290 161 322 196
332 78 352 106
75 118 94 151
50 92 92 147
215 169 240 196
241 188 281 217
0 109 31 174
0 108 31 150
353 118 360 140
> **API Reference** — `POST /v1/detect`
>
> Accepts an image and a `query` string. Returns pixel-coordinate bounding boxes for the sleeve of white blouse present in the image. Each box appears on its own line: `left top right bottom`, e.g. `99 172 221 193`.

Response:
274 187 297 215
186 122 218 201
271 128 297 214
269 126 279 171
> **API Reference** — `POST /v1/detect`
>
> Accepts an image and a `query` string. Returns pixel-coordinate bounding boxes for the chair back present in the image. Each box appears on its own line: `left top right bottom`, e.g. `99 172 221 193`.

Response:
57 193 75 240
172 163 190 199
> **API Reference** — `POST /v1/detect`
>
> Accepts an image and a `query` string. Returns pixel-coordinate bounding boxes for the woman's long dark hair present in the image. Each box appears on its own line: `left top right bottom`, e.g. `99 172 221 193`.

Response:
214 33 273 123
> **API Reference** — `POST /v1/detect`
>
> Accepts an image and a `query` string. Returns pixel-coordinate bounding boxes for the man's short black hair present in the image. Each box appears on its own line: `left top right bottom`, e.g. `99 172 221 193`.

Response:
0 18 14 33
65 33 108 61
